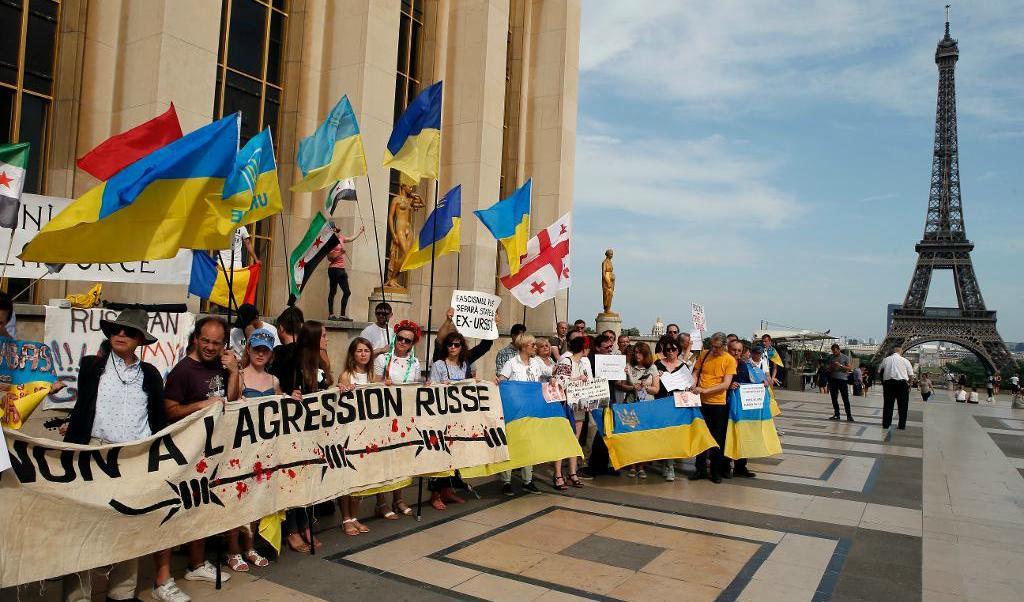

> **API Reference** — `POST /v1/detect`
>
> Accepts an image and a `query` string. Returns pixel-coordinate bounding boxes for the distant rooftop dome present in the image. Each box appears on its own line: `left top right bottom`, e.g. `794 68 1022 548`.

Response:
652 317 665 336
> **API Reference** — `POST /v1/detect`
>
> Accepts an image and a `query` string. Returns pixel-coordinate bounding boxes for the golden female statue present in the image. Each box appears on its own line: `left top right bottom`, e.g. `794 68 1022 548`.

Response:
384 183 425 288
601 248 615 315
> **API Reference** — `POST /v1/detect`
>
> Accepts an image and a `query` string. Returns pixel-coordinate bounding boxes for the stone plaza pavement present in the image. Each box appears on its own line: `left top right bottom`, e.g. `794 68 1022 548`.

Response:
6 386 1024 601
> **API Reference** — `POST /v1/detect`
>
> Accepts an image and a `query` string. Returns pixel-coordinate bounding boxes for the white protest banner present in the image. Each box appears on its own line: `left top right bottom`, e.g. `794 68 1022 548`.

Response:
567 378 610 409
0 381 509 586
690 330 703 351
739 383 767 410
43 307 195 410
691 303 706 334
0 194 192 284
673 391 701 408
0 429 10 473
451 289 500 340
659 367 695 392
594 354 627 381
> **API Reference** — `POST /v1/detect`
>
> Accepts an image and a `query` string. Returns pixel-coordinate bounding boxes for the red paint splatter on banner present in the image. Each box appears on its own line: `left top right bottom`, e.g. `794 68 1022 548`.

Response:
235 482 248 499
287 469 296 478
400 432 406 438
254 462 265 482
410 417 415 423
471 432 479 438
229 459 241 468
391 418 399 432
359 453 364 458
195 459 208 473
368 443 379 453
292 442 297 449
429 434 439 448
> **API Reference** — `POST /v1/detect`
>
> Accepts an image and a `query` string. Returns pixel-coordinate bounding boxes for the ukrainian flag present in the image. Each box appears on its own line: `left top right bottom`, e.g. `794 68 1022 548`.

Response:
383 81 442 182
219 128 282 233
19 115 239 263
474 178 531 275
400 185 461 272
593 398 717 470
292 95 367 192
460 381 582 478
724 384 782 460
767 346 784 368
0 338 57 430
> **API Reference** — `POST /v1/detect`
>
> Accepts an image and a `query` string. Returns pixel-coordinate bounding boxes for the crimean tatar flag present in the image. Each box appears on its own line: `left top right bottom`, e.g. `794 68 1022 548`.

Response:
474 178 531 275
500 212 570 308
0 142 29 229
188 251 261 308
724 364 782 460
19 115 240 263
218 128 282 234
383 81 442 182
593 396 717 470
292 96 367 192
400 185 461 272
460 381 582 478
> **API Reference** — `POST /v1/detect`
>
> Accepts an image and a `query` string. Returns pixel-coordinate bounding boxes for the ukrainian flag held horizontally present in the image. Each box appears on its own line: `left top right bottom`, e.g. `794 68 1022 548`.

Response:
593 397 717 470
474 178 531 275
401 185 461 272
383 81 442 182
460 381 582 478
19 115 240 263
219 128 282 234
292 95 367 192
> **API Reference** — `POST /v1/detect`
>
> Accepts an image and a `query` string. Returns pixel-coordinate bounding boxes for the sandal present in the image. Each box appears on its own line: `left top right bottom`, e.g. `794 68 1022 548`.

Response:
342 518 361 536
375 503 399 520
568 473 584 488
225 553 249 572
244 549 269 568
393 500 413 516
286 534 310 554
553 475 569 491
353 519 370 533
430 492 446 511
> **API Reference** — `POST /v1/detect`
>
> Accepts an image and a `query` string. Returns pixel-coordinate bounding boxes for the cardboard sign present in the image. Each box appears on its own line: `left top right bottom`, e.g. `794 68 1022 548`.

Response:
739 383 767 410
659 367 695 392
567 378 609 409
451 290 501 340
690 330 703 351
43 307 195 410
0 194 192 284
691 303 706 334
673 391 701 407
594 354 627 381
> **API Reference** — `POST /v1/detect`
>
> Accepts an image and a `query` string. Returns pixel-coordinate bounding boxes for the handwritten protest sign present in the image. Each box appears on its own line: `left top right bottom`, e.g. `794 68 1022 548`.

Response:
43 307 195 410
567 378 609 409
690 330 703 351
594 354 626 381
451 290 500 340
0 381 509 586
0 194 192 284
0 338 57 429
739 383 767 410
659 367 695 392
691 303 706 334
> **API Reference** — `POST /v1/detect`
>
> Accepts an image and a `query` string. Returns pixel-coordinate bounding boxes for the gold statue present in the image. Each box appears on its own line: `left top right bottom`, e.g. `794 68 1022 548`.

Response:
384 183 425 289
601 249 615 315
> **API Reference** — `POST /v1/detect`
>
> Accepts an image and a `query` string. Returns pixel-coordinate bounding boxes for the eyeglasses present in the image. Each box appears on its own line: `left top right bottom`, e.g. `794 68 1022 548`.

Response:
375 310 391 316
663 347 679 353
396 335 414 345
447 341 462 348
112 326 141 339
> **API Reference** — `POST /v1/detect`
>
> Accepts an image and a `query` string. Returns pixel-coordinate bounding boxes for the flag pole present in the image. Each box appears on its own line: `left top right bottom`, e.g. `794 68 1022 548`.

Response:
0 232 16 282
364 175 391 353
216 252 241 315
416 177 441 522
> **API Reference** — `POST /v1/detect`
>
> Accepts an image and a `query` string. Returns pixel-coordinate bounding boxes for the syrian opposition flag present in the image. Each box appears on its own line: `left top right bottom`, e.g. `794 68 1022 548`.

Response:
326 178 357 214
287 211 339 304
500 212 571 308
0 142 29 229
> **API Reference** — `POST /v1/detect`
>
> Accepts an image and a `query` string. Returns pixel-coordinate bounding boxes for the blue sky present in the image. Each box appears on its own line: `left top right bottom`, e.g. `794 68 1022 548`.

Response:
568 1 1024 342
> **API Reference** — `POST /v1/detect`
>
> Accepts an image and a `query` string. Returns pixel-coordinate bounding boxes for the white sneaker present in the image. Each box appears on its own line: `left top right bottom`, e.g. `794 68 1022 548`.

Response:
184 560 230 584
153 578 192 602
665 465 675 481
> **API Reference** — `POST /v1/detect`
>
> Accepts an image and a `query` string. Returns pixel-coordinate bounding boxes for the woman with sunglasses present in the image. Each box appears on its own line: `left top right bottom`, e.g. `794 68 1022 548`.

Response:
551 334 592 490
338 337 375 534
654 334 693 482
372 320 422 517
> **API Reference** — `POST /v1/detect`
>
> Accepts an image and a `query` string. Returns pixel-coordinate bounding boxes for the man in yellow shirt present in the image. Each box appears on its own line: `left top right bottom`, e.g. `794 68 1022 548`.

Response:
690 332 737 483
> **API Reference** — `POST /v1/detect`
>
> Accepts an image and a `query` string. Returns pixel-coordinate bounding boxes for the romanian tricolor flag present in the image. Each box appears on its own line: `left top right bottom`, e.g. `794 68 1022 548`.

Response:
593 398 717 470
474 178 531 275
292 96 367 192
218 128 282 233
383 81 442 182
19 115 240 263
460 381 582 478
724 371 782 460
401 185 461 272
0 338 57 430
188 251 261 308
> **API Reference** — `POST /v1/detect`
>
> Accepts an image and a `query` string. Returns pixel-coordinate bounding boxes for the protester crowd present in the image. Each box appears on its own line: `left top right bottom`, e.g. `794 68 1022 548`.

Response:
51 302 784 602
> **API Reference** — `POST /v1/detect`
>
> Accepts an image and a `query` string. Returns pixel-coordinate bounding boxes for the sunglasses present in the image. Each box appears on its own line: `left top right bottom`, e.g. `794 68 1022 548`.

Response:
112 326 141 339
375 310 391 315
663 347 679 352
396 335 414 345
447 341 462 348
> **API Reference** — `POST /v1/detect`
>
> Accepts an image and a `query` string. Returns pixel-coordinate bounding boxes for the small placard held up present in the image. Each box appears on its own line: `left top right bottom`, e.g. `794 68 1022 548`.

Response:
739 383 767 411
450 290 501 340
594 354 627 381
567 378 610 409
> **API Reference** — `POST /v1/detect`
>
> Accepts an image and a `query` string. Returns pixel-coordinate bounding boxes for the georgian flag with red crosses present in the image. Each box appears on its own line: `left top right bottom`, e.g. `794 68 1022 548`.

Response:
500 212 571 308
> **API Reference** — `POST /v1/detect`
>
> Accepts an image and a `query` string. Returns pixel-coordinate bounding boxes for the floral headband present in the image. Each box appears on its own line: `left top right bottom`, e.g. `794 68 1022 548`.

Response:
394 319 422 343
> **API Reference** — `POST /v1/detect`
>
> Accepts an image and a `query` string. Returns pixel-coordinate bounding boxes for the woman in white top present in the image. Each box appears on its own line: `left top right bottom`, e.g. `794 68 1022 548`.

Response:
536 337 558 374
338 337 374 536
654 334 690 482
496 334 546 495
618 342 661 479
370 320 421 517
551 334 592 489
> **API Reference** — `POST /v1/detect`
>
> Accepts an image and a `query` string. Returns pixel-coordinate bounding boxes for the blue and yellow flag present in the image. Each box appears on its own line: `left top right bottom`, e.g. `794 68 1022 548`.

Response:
724 365 782 459
0 338 57 430
460 381 582 478
19 115 240 263
593 397 717 470
292 96 367 192
766 346 784 368
401 185 461 272
219 128 282 234
383 81 442 182
474 178 531 275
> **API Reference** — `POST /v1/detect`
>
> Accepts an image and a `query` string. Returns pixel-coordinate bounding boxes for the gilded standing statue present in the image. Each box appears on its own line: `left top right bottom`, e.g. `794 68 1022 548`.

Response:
384 183 425 289
601 248 616 315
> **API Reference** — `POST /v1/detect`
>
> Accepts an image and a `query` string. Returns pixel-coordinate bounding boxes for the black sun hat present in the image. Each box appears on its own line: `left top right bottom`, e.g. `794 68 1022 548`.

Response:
99 308 157 345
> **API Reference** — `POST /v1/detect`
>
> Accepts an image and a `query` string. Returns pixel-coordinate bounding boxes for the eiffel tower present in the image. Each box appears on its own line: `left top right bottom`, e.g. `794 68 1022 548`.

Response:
875 17 1015 373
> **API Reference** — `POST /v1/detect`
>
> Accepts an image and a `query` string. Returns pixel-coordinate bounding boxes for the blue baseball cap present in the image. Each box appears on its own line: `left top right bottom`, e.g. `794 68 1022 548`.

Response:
249 328 275 350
